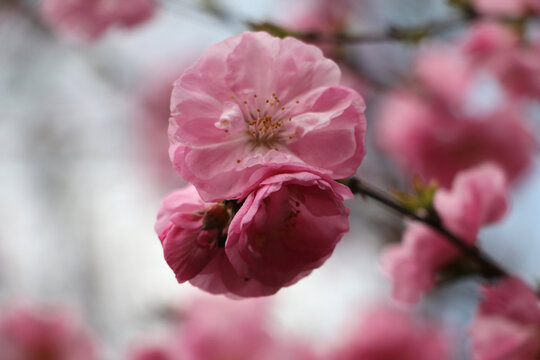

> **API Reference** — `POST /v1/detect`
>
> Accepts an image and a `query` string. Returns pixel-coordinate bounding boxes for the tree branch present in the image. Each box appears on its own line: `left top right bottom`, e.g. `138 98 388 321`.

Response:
345 177 508 279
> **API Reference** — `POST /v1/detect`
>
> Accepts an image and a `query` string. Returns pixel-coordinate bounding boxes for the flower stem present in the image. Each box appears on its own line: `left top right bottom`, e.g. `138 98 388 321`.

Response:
346 177 508 279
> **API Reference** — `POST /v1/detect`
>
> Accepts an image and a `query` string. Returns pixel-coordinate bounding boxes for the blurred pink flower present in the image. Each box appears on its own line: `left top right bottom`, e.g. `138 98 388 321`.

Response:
473 0 534 17
0 304 97 360
376 91 534 187
463 22 540 100
381 163 510 303
128 343 180 360
329 307 451 360
378 23 536 186
136 63 193 189
169 31 366 201
41 0 155 41
175 296 318 360
155 185 280 297
470 277 540 360
226 171 351 288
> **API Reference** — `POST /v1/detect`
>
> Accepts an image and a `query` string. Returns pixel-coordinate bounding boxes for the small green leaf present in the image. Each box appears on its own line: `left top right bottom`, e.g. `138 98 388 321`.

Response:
392 176 438 215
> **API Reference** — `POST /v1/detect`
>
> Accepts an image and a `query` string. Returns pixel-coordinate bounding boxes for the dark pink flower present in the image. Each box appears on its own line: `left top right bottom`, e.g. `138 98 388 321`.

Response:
169 31 366 201
0 304 97 360
155 185 280 297
226 171 351 289
41 0 155 41
381 163 510 303
470 277 540 360
329 307 451 360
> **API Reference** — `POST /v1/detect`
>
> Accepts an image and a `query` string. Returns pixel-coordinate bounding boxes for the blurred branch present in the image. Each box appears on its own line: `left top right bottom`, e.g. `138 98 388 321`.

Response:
249 17 468 44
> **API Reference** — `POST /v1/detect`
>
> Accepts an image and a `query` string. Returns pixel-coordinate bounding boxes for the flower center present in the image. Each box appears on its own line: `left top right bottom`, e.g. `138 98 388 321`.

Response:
230 92 299 150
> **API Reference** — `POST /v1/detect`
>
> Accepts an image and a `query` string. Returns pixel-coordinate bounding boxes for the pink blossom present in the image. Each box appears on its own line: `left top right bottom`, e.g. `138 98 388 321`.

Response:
414 47 473 106
175 296 318 360
169 31 366 201
470 277 540 360
381 163 510 303
376 91 534 187
0 304 97 360
461 22 519 59
136 62 193 189
473 0 533 17
463 22 540 100
41 0 155 41
155 185 281 297
226 171 351 288
378 23 536 186
128 344 179 360
329 307 451 360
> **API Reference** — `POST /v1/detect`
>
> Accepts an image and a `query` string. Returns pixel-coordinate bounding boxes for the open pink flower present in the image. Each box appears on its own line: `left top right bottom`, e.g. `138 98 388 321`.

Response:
470 277 540 360
329 307 451 360
226 171 351 288
381 163 510 303
169 31 366 201
156 185 281 297
0 304 97 360
41 0 155 41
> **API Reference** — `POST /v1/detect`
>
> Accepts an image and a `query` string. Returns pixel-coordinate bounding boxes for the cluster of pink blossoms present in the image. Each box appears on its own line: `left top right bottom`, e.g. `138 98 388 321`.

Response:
156 31 366 297
130 297 317 360
381 163 510 303
470 278 540 360
129 297 451 360
41 0 155 41
377 22 536 188
0 304 97 360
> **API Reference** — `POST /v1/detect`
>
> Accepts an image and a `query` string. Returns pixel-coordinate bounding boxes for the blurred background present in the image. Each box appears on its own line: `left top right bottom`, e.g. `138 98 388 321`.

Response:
0 0 539 359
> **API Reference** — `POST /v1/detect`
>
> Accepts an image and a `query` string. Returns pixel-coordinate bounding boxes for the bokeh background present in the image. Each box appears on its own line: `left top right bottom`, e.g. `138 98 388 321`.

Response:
1 0 539 359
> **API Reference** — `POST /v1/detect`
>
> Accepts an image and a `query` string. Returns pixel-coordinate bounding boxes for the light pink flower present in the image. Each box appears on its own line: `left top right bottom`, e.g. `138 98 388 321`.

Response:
463 22 540 100
41 0 155 41
155 185 281 297
136 62 194 189
169 31 366 201
470 277 540 360
175 296 318 360
473 0 532 17
226 171 351 288
0 304 97 360
461 22 519 59
376 91 534 187
329 307 451 360
381 163 510 303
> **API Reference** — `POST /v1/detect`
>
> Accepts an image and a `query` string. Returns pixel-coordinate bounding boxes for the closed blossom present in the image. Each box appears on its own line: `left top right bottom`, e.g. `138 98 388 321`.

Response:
226 171 351 289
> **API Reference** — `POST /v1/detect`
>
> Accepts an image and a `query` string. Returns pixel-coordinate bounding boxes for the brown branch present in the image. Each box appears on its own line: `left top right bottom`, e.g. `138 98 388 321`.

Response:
345 177 507 279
